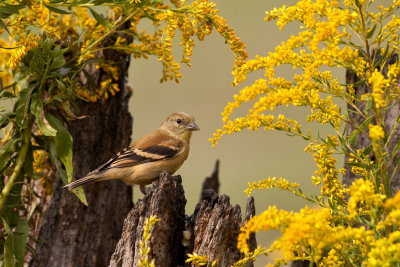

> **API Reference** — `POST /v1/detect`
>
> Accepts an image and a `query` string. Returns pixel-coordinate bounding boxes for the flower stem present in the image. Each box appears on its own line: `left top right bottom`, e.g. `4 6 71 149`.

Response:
0 118 33 216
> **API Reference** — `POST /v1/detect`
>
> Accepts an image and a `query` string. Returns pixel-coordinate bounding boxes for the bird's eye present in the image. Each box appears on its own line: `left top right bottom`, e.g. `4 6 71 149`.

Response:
176 119 182 124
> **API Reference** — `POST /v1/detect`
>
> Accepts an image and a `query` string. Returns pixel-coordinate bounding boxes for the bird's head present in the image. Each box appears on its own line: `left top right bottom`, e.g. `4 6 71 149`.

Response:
162 112 200 141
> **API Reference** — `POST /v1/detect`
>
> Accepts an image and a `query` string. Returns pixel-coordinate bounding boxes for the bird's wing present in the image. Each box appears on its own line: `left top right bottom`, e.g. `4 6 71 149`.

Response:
95 130 183 171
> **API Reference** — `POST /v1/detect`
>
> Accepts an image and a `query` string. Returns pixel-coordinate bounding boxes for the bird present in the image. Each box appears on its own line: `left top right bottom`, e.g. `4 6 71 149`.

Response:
63 112 199 194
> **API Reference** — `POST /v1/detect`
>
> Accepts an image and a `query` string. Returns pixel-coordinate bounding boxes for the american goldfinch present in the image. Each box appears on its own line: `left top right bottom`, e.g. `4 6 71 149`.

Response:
64 112 199 193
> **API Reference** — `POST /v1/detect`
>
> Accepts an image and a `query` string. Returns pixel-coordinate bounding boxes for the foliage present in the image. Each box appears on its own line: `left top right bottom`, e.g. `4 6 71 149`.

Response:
209 0 400 266
0 0 246 265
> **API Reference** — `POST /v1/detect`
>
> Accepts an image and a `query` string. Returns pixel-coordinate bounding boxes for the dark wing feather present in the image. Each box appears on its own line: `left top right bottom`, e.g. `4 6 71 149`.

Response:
141 145 180 158
96 144 181 171
96 148 148 171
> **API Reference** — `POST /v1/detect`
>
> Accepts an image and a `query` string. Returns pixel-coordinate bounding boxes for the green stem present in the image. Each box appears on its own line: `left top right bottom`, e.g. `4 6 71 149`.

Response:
358 3 373 75
0 118 33 216
38 52 51 98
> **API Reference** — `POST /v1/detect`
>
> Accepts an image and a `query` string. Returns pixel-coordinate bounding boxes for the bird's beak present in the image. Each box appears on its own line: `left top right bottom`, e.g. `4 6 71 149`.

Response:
186 121 200 131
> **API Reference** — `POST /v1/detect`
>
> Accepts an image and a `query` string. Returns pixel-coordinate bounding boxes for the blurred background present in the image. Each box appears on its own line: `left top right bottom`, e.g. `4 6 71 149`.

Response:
129 0 345 265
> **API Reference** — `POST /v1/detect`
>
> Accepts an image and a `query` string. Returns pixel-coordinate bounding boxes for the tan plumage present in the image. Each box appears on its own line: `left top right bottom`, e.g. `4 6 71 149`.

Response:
64 112 199 193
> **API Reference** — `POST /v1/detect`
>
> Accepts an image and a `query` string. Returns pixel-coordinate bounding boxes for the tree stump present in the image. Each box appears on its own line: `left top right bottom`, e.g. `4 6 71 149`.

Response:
109 165 256 267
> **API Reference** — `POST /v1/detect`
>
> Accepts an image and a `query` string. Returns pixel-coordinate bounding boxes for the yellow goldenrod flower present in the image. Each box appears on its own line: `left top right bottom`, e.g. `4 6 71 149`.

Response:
368 69 388 109
368 124 385 142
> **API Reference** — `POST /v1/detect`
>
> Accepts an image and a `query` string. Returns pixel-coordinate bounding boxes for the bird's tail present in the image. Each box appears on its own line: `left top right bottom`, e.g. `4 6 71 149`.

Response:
62 173 104 191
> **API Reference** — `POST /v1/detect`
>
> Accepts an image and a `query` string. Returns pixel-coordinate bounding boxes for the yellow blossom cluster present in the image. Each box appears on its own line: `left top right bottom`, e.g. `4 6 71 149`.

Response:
238 175 400 265
7 33 41 70
238 205 377 265
304 136 346 201
347 179 385 219
0 2 117 99
237 206 292 253
348 149 374 178
210 1 400 265
376 190 400 230
186 253 218 266
0 37 13 85
387 62 400 99
153 0 247 82
244 177 299 197
368 124 385 142
211 0 358 146
138 216 159 267
367 70 388 109
0 0 247 101
32 149 53 194
366 231 400 267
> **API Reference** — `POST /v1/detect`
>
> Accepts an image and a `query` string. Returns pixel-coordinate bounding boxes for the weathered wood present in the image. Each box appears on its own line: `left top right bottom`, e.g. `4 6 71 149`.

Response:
244 196 257 257
109 163 257 267
29 22 134 267
201 160 220 199
109 171 187 267
188 190 243 266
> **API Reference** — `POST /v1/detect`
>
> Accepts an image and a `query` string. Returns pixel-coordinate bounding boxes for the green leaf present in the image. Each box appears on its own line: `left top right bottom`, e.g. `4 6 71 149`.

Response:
2 170 25 266
345 161 369 169
14 87 34 129
365 96 373 113
30 96 57 136
2 173 25 231
91 0 116 5
46 114 72 180
48 141 88 205
61 101 87 120
45 4 71 14
50 45 67 70
374 43 390 68
2 219 28 267
46 115 87 205
0 18 10 35
362 144 373 156
51 45 68 58
341 78 366 88
4 232 14 267
87 7 112 27
348 116 373 144
1 217 11 236
14 219 28 267
0 91 15 99
50 57 66 70
0 3 26 19
0 112 15 129
142 9 158 21
70 186 88 206
0 138 19 173
366 24 377 39
72 0 91 5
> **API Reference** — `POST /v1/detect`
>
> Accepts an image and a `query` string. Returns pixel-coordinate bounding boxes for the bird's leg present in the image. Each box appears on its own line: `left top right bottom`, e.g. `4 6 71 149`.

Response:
140 185 147 195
